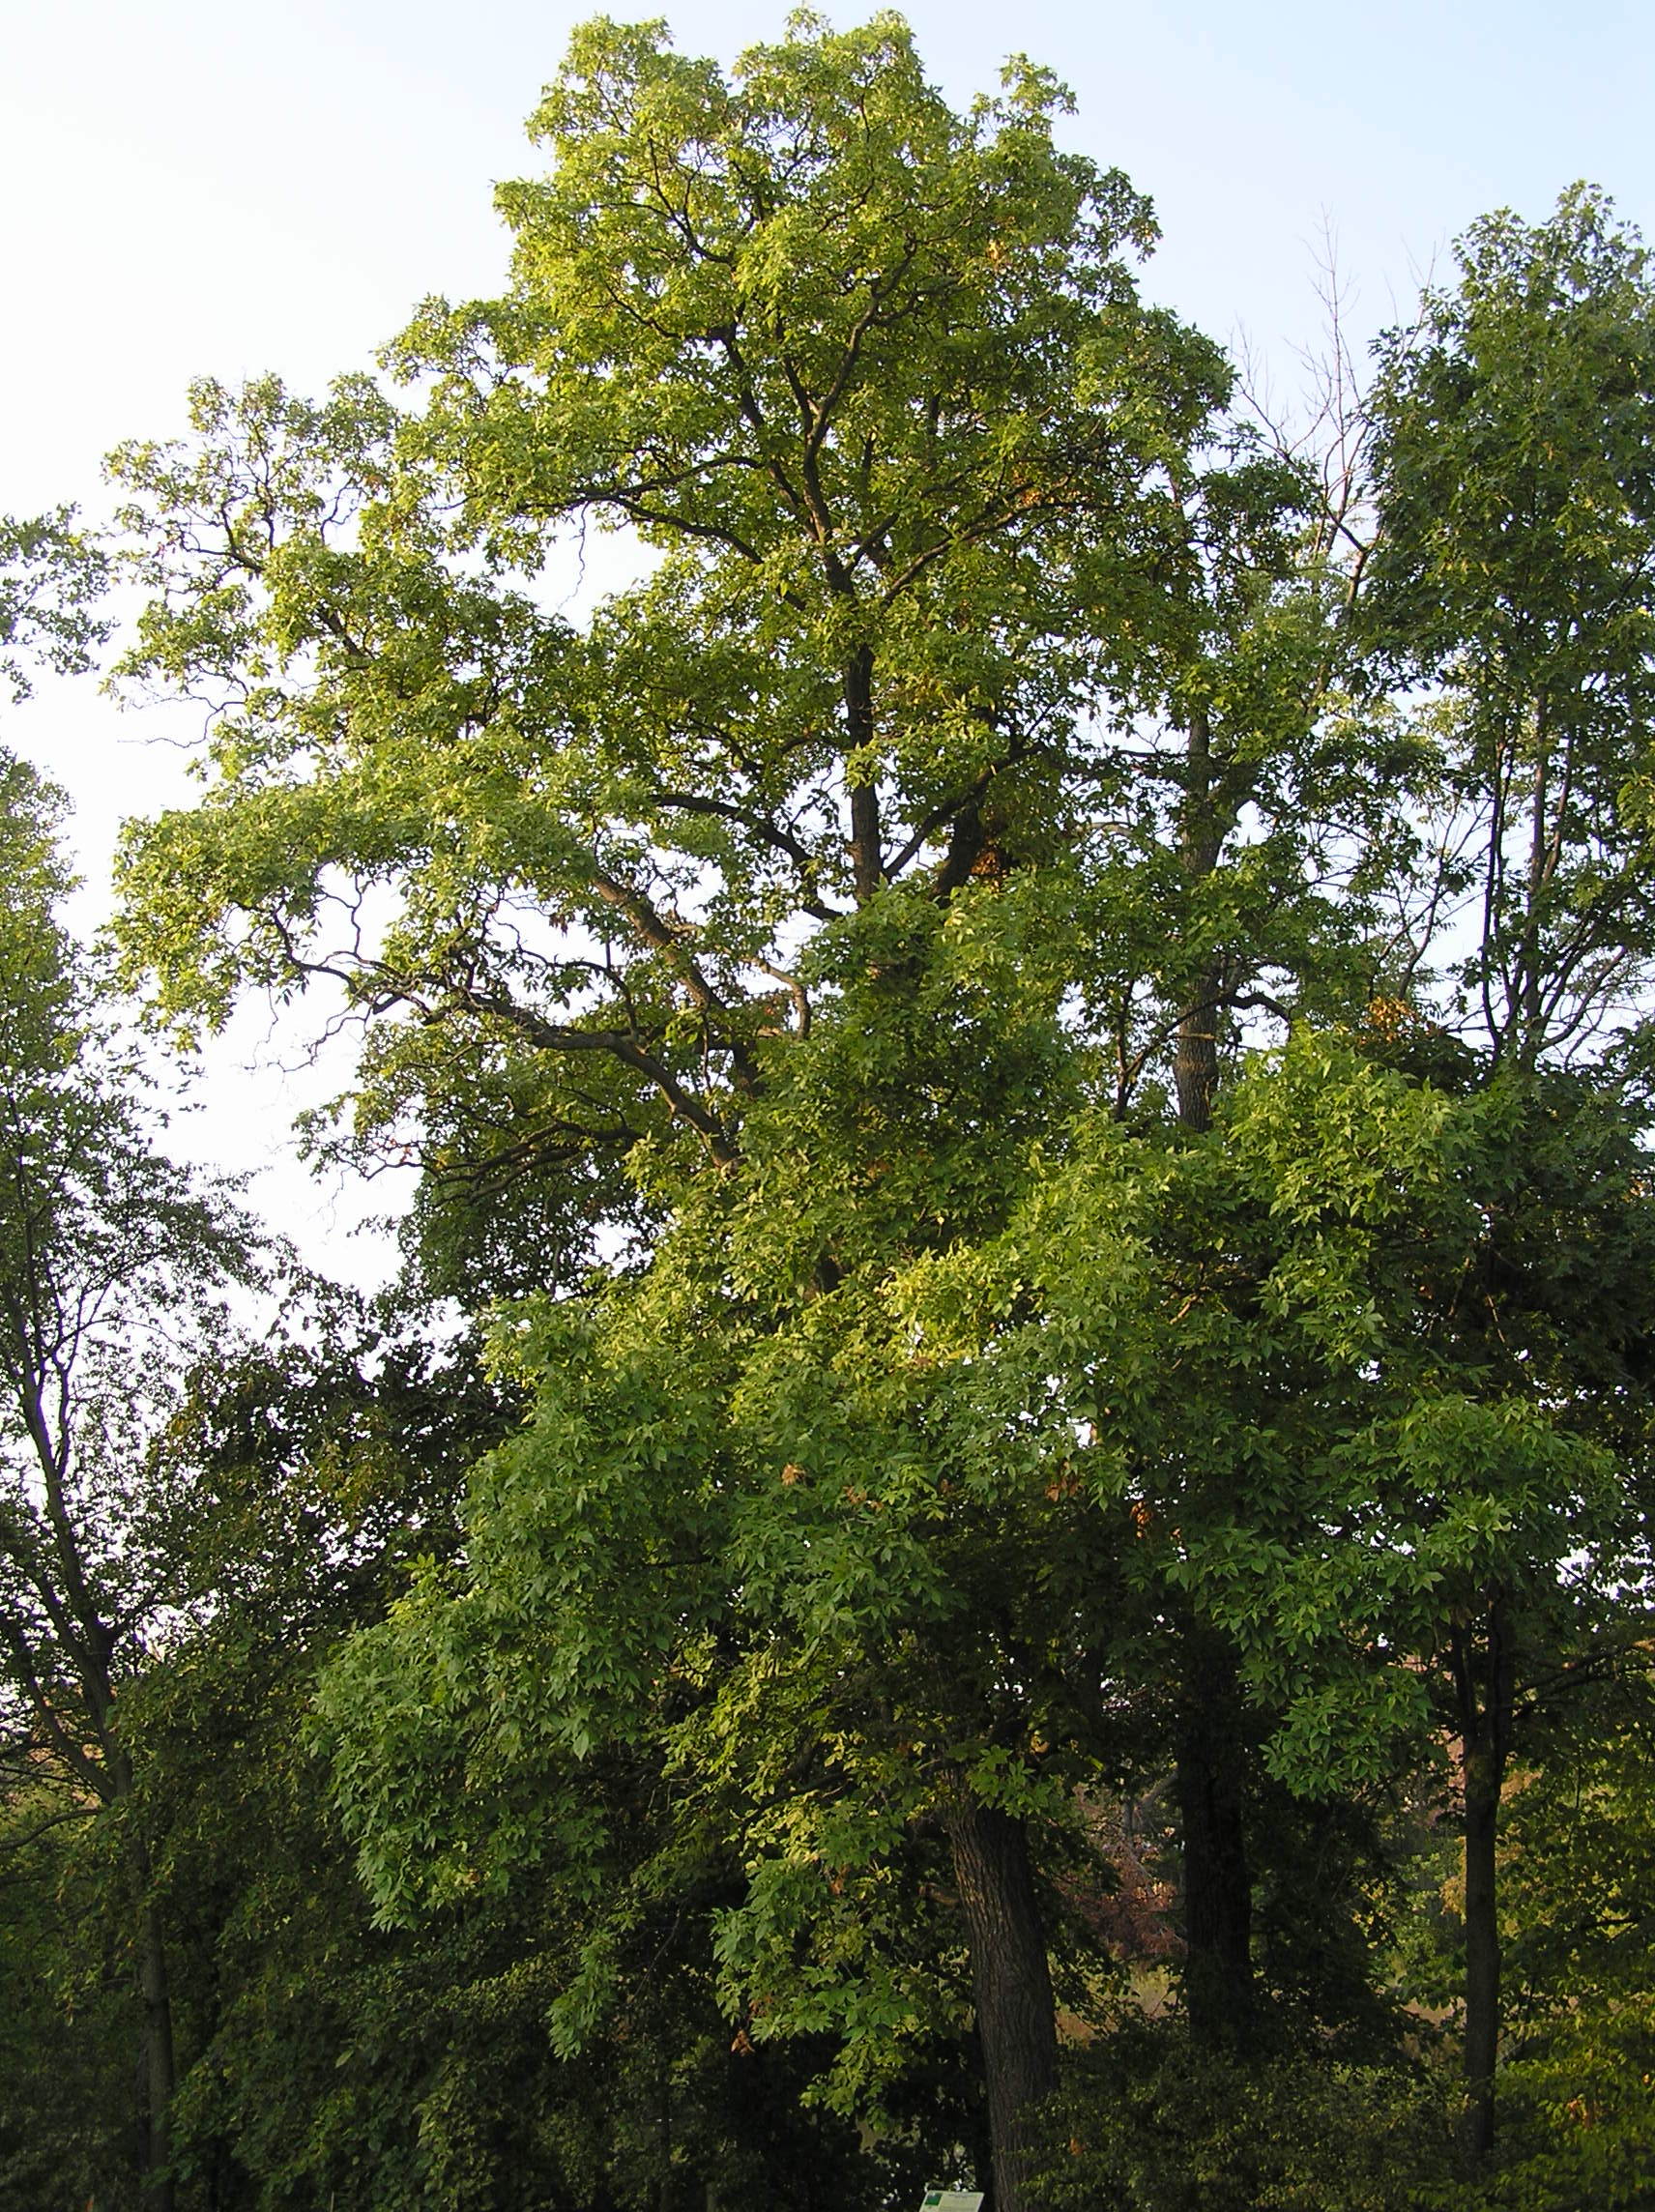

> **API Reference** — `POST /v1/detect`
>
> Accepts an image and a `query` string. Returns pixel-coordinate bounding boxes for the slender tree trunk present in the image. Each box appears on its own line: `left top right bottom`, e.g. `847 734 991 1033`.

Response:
138 1897 177 2212
1517 691 1551 1055
1454 1600 1514 2171
1169 707 1255 2042
1461 1768 1500 2167
1175 1631 1254 2045
113 1756 176 2212
1174 701 1224 1139
945 1798 1059 2212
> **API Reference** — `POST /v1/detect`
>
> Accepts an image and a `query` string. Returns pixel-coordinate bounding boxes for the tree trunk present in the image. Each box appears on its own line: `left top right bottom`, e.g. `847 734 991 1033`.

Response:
844 645 883 905
1454 1598 1514 2171
138 1895 176 2212
1173 699 1224 1139
115 1764 176 2212
1461 1767 1500 2168
1175 1633 1254 2045
1167 701 1254 2043
1169 748 1253 2037
1173 963 1222 1135
945 1799 1059 2212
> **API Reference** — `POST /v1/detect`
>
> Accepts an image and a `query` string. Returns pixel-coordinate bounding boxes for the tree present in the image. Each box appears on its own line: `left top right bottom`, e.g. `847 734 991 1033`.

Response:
1075 436 1409 2044
0 507 108 703
106 17 1261 2202
1364 185 1655 1069
313 883 1100 2197
102 16 1655 2198
1480 1662 1655 2207
1355 185 1655 2163
137 1313 922 2212
0 750 254 2211
107 15 1227 1250
1237 1062 1655 2171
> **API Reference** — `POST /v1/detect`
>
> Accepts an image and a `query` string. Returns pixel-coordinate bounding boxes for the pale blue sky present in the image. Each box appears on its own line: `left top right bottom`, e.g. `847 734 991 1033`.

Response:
4 0 1649 525
2 0 1649 1266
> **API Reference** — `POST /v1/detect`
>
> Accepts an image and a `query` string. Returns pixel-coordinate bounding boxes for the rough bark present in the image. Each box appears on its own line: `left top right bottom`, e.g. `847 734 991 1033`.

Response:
1174 970 1222 1134
945 1798 1059 2212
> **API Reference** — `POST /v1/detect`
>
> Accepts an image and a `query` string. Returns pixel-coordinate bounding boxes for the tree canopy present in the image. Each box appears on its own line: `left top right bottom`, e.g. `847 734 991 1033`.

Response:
6 16 1655 2212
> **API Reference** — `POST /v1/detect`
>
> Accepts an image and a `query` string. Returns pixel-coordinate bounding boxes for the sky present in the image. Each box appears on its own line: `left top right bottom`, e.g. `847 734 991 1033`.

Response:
2 0 1652 1280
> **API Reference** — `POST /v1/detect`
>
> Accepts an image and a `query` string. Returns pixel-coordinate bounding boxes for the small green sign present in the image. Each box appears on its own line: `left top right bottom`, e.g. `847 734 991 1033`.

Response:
919 2193 984 2212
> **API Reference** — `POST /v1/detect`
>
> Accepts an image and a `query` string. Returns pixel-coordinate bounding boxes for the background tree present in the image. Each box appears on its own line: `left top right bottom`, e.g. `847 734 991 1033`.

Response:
1363 185 1655 1068
0 750 254 2211
0 506 108 702
1349 185 1655 2163
1070 432 1415 2042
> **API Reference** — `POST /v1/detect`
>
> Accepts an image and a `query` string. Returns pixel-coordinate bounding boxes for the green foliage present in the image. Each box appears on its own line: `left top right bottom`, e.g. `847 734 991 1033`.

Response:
0 744 256 1813
5 1323 929 2212
26 13 1655 2208
1034 2026 1456 2212
1365 187 1655 1061
1436 1672 1655 2210
102 10 1267 1304
0 1787 141 2212
0 506 109 700
315 891 1092 2118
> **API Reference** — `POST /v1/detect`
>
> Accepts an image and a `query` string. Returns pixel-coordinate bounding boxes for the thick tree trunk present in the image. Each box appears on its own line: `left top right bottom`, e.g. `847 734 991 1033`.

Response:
1175 1634 1254 2045
945 1799 1059 2212
1174 968 1221 1135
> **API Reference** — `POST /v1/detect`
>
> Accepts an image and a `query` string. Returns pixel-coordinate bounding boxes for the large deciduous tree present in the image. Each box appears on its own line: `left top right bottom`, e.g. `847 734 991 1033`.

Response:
106 18 1276 2202
102 14 1655 2201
